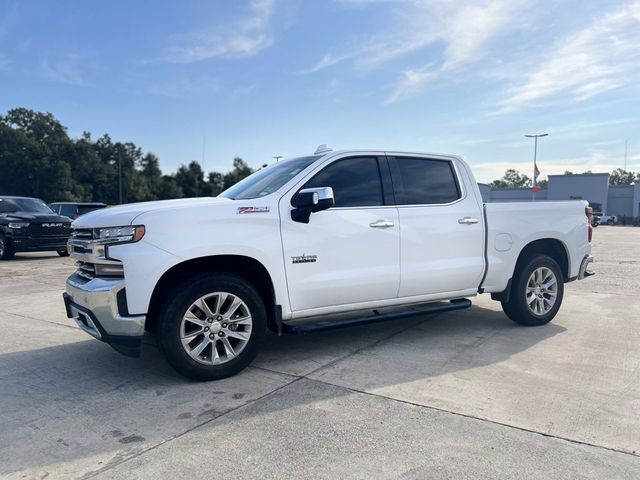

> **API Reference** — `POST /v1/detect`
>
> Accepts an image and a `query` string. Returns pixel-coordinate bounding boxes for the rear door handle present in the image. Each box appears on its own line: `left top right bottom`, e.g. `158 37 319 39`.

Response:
458 217 479 225
369 219 395 229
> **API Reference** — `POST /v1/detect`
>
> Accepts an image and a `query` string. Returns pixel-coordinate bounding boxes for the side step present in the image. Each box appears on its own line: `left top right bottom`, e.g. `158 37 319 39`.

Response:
282 298 472 335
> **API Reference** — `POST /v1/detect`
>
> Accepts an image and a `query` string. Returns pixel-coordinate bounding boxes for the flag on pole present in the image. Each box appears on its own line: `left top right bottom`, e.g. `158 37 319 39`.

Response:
533 161 541 187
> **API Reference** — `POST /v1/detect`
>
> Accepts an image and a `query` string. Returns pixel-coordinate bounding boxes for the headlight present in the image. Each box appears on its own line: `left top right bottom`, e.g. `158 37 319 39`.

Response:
96 225 145 244
8 222 29 229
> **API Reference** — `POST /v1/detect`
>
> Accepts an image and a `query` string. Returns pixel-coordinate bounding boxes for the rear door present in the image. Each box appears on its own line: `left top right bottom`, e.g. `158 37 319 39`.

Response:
388 155 484 297
280 155 400 313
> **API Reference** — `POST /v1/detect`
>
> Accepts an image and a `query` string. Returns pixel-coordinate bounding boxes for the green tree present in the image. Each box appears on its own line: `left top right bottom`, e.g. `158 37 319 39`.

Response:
0 108 77 201
0 107 256 203
140 153 163 200
489 169 532 189
207 171 225 196
223 157 254 189
175 161 207 197
609 168 638 186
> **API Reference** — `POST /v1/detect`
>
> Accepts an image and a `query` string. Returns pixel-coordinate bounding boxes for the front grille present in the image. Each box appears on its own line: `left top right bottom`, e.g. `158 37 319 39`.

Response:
69 228 94 240
29 222 70 237
69 228 94 254
75 261 96 281
69 227 124 280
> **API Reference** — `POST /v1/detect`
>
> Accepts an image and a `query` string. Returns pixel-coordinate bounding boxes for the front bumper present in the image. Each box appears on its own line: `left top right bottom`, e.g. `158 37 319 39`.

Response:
10 235 69 252
63 275 146 357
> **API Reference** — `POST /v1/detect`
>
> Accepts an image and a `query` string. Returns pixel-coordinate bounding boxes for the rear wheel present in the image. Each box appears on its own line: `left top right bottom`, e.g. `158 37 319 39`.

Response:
157 272 267 381
501 254 564 326
0 234 15 260
57 249 70 257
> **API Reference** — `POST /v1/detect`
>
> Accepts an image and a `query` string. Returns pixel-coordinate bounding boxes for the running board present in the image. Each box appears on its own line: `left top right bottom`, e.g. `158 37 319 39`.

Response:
282 298 472 335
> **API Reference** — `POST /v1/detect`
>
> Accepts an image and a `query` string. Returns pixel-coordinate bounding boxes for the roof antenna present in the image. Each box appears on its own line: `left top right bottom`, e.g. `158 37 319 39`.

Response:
314 144 332 155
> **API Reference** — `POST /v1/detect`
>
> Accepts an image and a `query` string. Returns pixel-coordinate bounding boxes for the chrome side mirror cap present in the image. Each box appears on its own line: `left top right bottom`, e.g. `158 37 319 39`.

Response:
291 187 334 223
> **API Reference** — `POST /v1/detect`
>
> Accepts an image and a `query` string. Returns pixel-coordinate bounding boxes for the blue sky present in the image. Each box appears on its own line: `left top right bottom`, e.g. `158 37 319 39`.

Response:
1 0 639 182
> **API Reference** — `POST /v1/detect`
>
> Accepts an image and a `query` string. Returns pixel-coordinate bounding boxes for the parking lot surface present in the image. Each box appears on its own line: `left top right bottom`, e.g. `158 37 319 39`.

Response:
1 227 639 479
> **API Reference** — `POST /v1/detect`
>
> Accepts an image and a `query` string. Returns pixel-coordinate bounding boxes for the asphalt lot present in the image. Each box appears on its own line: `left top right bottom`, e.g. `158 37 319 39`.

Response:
1 226 639 479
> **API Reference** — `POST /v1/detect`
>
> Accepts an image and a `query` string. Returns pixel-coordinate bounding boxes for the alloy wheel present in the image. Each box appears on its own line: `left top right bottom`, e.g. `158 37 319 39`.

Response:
525 267 558 316
179 292 253 365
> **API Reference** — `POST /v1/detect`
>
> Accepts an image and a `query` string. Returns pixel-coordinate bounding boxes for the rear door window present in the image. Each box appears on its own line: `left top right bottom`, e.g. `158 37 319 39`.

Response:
392 157 461 205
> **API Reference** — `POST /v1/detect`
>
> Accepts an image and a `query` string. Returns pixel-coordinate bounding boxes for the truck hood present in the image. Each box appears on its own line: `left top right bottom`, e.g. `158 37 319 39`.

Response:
72 197 233 228
1 212 71 223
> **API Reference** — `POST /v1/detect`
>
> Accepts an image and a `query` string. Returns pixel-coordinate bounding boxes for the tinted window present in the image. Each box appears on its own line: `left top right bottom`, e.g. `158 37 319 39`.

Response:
394 158 460 205
302 157 383 208
61 205 76 216
78 205 105 215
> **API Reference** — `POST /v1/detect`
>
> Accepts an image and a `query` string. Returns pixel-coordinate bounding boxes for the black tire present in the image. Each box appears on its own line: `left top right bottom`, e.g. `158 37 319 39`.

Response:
606 219 614 226
57 249 70 257
0 234 15 260
501 254 564 326
156 272 267 381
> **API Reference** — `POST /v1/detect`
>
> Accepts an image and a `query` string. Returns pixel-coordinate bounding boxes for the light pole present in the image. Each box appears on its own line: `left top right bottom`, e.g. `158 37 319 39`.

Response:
118 150 123 204
525 133 548 201
273 155 283 162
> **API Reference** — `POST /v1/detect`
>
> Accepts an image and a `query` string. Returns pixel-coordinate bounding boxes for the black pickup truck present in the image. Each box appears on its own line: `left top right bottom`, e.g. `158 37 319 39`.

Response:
0 196 72 260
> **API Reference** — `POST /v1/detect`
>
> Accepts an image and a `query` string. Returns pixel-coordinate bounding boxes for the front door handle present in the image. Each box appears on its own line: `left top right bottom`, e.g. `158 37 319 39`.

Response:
369 219 395 229
458 217 479 225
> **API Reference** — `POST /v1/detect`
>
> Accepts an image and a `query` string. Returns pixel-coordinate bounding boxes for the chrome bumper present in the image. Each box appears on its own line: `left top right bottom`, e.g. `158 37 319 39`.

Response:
578 254 594 280
63 275 146 356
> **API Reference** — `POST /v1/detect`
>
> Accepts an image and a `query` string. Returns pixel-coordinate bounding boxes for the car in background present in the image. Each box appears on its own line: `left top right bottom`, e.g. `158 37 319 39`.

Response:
49 202 107 220
592 212 617 226
0 196 72 260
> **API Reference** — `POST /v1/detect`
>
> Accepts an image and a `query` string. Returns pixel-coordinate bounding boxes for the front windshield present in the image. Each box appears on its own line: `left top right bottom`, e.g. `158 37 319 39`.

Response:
220 155 321 200
0 198 55 214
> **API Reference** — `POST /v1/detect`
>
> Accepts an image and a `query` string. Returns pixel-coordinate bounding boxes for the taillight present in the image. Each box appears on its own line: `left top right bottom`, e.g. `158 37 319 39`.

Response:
586 206 593 242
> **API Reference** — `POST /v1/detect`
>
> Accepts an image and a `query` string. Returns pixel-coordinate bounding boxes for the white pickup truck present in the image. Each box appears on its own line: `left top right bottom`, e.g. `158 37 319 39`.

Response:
63 147 594 380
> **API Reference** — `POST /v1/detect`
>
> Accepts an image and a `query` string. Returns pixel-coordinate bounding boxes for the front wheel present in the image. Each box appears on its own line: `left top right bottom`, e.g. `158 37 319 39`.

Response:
0 234 15 260
57 249 70 257
501 254 564 326
156 272 267 381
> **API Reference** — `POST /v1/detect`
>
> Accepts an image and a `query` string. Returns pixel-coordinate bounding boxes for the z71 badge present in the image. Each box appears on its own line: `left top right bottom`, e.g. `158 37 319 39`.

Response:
291 254 317 264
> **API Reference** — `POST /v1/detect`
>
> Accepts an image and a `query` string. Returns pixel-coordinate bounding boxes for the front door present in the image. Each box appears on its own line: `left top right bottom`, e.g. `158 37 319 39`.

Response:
280 156 400 314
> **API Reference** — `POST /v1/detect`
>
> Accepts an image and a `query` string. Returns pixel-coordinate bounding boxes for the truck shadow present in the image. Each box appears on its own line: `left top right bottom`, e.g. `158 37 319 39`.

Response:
0 304 565 476
5 253 65 261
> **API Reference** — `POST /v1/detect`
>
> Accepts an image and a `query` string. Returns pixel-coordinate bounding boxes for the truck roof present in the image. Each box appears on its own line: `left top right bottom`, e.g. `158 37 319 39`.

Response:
49 202 107 206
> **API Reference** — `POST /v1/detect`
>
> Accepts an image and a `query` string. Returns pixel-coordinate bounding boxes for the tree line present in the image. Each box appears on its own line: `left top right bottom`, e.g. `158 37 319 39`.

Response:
489 168 639 189
0 108 256 203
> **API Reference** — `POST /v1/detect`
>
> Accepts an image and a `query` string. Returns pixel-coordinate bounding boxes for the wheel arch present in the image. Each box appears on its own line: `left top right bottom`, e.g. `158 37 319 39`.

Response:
515 238 570 281
492 237 569 303
145 255 277 333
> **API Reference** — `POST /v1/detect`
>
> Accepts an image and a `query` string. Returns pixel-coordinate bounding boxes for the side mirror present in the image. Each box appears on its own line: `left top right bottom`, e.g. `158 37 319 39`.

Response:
291 187 334 223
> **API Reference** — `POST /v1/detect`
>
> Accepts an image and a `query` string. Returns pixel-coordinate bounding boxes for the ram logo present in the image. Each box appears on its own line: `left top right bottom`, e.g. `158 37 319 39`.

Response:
42 223 63 227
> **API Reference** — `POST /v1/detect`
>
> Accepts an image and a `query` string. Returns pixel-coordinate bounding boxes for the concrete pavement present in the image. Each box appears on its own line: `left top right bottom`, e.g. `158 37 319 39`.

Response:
0 227 638 479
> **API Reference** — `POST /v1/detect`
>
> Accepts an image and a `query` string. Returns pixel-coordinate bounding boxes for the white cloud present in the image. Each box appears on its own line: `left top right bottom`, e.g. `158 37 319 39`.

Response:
385 64 437 103
40 54 91 86
164 0 276 63
149 76 220 98
499 1 640 112
304 0 525 102
0 53 10 72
